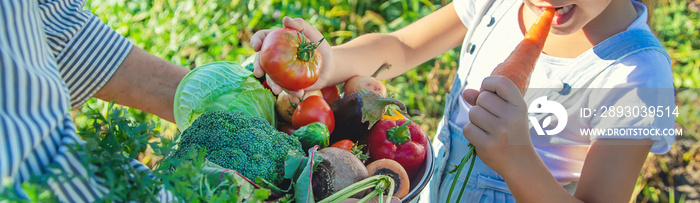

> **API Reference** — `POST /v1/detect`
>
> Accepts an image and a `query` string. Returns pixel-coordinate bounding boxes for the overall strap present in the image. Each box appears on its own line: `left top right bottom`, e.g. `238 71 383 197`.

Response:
454 0 516 92
523 29 669 103
438 0 510 143
556 29 669 89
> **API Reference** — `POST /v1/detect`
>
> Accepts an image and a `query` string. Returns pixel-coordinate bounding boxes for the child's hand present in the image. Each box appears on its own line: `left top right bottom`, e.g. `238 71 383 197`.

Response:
461 76 537 174
251 16 334 98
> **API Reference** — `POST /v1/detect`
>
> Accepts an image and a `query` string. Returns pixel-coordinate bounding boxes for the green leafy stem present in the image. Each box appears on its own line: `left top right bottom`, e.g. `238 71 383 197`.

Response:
446 144 476 203
318 175 396 203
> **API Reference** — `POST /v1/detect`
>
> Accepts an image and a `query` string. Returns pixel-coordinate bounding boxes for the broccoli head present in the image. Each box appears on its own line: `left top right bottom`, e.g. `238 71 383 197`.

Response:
169 110 303 185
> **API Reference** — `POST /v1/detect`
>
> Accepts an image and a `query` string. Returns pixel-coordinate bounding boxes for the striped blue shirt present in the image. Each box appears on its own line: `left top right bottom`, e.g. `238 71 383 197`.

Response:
1 0 173 202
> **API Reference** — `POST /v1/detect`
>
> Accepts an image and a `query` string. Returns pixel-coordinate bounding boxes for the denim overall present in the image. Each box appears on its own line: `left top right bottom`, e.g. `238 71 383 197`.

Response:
423 1 669 201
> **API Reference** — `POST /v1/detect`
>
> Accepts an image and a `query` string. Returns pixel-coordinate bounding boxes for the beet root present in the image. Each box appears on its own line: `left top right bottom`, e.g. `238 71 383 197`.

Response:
312 147 369 200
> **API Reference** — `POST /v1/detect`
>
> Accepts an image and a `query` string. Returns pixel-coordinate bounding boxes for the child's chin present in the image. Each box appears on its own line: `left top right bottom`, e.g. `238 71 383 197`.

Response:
549 24 581 36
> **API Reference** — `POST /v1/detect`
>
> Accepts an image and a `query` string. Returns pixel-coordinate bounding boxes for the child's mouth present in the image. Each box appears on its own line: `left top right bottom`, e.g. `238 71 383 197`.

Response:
538 5 575 26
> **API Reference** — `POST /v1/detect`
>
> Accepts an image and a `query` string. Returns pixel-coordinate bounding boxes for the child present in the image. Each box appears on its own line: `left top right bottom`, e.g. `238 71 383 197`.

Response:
252 0 674 202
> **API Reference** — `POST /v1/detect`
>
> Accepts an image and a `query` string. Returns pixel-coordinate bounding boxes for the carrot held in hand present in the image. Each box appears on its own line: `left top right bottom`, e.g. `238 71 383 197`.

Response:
490 7 555 95
446 8 555 203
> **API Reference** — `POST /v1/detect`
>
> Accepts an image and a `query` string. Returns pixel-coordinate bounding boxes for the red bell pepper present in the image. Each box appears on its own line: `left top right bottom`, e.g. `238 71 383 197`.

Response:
366 119 428 177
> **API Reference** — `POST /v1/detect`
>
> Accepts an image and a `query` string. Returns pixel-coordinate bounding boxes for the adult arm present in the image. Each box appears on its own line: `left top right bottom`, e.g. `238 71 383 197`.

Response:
36 0 186 202
93 47 188 122
1 0 176 202
41 0 188 122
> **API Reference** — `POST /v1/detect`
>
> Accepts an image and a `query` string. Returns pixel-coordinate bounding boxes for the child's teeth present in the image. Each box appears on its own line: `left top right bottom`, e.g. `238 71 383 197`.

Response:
556 5 573 15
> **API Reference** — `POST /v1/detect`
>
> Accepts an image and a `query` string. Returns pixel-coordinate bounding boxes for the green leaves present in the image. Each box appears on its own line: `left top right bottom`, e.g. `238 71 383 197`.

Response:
284 146 322 203
202 162 273 202
227 88 277 126
295 146 321 203
653 0 700 89
59 103 277 202
71 103 162 202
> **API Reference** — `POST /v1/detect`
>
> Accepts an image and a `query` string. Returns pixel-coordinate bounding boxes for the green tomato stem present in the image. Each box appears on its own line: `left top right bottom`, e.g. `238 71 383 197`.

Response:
355 90 407 129
286 98 301 116
386 120 412 145
297 33 325 62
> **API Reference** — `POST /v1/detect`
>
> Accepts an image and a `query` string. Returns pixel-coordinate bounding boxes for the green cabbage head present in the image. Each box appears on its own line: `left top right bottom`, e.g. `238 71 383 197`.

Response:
174 61 276 132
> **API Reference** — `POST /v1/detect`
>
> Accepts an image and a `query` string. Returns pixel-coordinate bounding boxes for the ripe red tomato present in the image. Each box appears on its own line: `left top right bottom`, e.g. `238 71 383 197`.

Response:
261 80 272 91
320 86 340 104
259 28 323 91
330 139 354 152
292 95 335 133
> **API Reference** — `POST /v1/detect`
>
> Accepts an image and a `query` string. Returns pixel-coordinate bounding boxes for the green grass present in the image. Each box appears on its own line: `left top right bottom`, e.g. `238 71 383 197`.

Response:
636 0 700 202
9 0 695 202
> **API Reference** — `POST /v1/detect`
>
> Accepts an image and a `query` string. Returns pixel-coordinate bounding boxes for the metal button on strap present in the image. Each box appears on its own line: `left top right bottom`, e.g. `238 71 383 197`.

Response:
549 79 571 95
486 17 495 27
550 79 565 92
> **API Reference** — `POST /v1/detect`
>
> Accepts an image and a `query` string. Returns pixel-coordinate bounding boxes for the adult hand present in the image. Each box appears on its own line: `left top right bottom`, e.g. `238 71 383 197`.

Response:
251 16 334 98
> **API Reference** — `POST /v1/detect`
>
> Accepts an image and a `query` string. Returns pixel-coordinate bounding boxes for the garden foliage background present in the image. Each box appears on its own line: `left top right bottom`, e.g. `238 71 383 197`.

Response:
17 0 700 202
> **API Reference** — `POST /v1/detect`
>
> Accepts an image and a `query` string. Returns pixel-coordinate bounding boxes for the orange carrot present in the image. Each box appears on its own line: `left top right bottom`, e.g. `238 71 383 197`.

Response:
490 7 555 95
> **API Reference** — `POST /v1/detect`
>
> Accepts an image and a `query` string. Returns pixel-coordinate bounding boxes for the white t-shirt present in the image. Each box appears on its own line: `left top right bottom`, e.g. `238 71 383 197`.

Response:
450 0 674 184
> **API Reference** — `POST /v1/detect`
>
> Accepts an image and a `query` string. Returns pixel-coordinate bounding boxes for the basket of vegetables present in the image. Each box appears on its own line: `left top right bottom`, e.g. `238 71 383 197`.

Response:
170 29 433 202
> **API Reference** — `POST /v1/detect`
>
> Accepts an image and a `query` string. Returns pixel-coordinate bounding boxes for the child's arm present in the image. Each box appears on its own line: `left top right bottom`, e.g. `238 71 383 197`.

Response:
251 3 466 96
574 139 652 202
463 76 652 203
331 2 467 80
